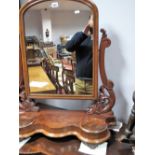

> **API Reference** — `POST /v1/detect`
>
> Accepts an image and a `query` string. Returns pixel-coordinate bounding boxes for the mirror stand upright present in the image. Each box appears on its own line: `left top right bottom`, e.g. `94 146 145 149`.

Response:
19 28 116 144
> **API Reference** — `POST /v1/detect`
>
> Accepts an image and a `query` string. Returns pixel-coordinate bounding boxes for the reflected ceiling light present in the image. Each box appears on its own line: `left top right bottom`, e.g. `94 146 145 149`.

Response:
74 10 80 14
51 2 59 8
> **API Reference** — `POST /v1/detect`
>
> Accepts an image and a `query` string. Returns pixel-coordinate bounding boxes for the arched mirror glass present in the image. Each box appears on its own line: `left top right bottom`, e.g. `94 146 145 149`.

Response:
20 0 98 99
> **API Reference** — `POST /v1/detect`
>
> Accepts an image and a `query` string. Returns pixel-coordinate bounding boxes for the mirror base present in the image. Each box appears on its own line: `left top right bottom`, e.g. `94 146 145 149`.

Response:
19 109 115 144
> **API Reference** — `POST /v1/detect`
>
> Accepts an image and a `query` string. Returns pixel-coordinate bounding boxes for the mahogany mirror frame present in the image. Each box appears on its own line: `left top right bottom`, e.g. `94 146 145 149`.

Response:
19 0 116 145
19 0 99 100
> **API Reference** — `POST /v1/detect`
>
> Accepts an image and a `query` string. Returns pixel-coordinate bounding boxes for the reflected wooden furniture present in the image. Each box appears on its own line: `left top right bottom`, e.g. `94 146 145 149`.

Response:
27 58 43 67
42 41 54 48
61 57 75 71
41 58 62 93
26 36 39 49
26 49 44 66
61 56 76 94
62 69 75 94
26 49 43 60
28 66 56 93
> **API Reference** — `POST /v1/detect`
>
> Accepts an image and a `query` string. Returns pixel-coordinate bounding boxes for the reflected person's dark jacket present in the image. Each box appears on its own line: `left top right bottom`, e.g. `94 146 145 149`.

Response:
65 32 92 79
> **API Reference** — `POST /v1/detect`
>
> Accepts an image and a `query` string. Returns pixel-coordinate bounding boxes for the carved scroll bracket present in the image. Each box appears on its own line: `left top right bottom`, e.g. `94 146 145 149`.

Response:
87 29 116 115
19 85 40 112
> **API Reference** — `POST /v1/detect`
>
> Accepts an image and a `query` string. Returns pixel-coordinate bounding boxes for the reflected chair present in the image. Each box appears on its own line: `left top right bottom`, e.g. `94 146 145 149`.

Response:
48 63 62 93
41 58 49 72
42 58 63 94
62 69 75 94
61 56 76 94
61 57 76 72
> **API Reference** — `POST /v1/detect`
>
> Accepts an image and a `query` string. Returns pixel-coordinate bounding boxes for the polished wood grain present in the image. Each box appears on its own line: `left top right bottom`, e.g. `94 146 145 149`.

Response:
19 0 116 145
19 0 98 99
19 136 134 155
98 29 115 112
19 109 115 144
19 27 116 145
28 66 56 93
19 46 24 89
86 29 116 114
20 136 85 155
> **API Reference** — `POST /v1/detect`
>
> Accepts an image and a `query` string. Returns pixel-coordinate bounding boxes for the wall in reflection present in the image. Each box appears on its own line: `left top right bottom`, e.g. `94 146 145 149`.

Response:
24 10 90 44
24 10 43 40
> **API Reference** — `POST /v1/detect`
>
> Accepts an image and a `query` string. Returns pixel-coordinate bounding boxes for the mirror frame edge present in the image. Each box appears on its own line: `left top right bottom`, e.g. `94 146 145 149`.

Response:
19 0 99 100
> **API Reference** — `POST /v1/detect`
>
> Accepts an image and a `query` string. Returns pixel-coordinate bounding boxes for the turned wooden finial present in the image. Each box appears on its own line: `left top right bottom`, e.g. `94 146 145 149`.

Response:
100 28 107 38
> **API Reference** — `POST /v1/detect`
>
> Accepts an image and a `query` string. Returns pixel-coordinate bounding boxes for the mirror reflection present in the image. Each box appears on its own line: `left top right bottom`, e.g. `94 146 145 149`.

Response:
24 0 93 95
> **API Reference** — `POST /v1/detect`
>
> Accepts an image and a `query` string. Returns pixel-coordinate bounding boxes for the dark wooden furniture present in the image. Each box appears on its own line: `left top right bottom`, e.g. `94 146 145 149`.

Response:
26 36 39 49
19 109 114 143
107 141 134 155
41 41 54 48
61 57 75 71
116 92 135 145
26 49 42 59
19 0 116 147
27 58 42 67
19 136 87 155
41 58 62 93
20 135 134 155
62 69 75 94
19 28 116 144
26 49 44 66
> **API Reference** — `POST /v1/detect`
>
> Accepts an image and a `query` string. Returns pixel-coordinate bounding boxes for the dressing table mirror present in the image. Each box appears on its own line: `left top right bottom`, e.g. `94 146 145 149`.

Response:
19 0 116 145
20 0 98 99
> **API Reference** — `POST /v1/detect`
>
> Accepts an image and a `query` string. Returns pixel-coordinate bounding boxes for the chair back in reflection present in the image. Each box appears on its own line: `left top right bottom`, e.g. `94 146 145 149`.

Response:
61 57 76 72
62 69 75 94
42 58 62 93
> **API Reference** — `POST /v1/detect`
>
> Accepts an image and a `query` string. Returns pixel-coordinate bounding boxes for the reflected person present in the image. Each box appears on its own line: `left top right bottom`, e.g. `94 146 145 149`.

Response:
65 15 93 94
